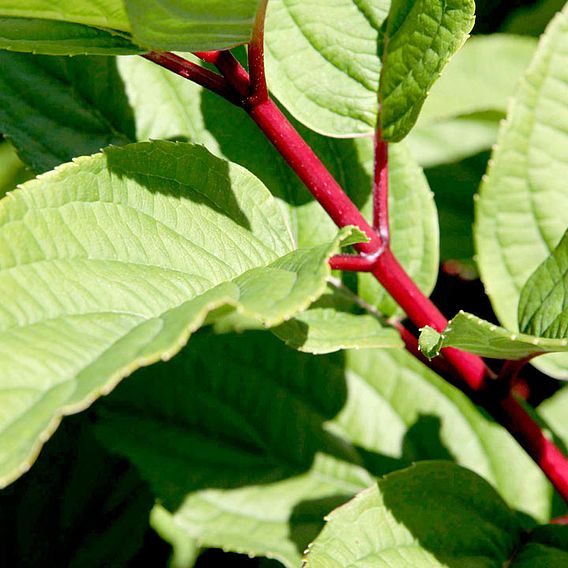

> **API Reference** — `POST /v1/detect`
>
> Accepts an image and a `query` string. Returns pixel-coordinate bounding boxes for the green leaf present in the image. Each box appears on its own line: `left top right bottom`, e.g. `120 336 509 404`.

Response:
0 17 142 55
417 35 537 127
339 348 550 522
264 0 389 137
118 56 439 316
419 312 568 360
272 285 402 354
0 140 358 488
539 387 568 451
0 52 135 172
95 331 374 567
0 0 130 33
93 335 550 566
358 142 438 316
407 113 499 168
304 462 531 568
125 0 262 52
519 228 568 339
0 413 154 567
513 525 568 566
475 5 568 378
379 0 475 141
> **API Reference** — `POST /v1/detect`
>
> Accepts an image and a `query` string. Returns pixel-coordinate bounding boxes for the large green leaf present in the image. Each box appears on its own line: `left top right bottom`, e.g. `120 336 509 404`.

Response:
476 5 568 378
0 140 361 488
93 334 550 566
0 414 154 567
0 0 262 53
379 0 475 141
118 56 439 315
264 0 389 137
419 312 568 360
0 52 135 172
0 17 142 55
304 462 566 568
124 0 262 51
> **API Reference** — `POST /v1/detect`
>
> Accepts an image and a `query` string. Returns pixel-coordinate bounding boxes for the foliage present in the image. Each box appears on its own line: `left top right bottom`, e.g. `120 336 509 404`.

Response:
1 0 568 566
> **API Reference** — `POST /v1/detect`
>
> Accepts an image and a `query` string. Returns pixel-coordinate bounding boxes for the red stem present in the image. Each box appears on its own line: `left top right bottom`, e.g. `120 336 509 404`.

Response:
142 52 238 103
498 395 568 500
373 132 389 243
142 50 568 504
247 0 269 105
194 50 250 97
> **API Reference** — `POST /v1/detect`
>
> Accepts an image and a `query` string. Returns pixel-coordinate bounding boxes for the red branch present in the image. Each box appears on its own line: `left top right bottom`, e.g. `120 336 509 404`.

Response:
141 19 568 502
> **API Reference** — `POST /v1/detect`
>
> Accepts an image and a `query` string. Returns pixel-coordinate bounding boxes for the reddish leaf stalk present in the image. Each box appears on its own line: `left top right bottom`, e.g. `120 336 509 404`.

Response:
142 46 568 502
142 52 238 103
373 132 389 242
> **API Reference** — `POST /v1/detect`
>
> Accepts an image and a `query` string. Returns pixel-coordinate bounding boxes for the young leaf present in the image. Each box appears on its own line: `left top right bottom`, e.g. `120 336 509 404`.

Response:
304 462 551 568
0 141 358 488
475 5 568 378
0 52 135 172
124 0 263 52
379 0 475 141
519 228 568 339
264 0 389 137
272 307 401 354
0 17 142 55
419 312 568 360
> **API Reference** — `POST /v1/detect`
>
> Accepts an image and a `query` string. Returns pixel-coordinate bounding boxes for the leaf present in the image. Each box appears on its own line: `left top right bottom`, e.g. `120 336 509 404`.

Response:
0 140 359 488
0 17 142 55
93 335 550 566
357 142 439 316
95 331 374 567
124 0 262 52
407 113 499 168
519 228 568 339
0 52 135 172
417 35 537 127
539 387 568 451
423 150 491 262
338 348 550 522
419 312 568 360
379 0 475 141
475 5 568 378
0 0 130 33
264 0 389 137
513 525 568 566
272 285 402 353
118 56 439 316
0 140 32 199
0 413 154 567
304 462 542 568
